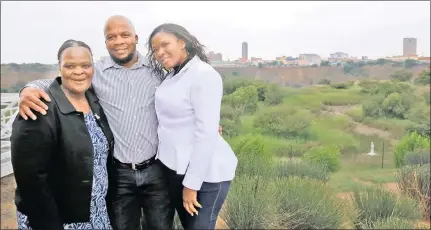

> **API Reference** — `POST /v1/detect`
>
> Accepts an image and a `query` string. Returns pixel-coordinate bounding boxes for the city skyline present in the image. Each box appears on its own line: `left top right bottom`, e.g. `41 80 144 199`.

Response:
1 1 430 64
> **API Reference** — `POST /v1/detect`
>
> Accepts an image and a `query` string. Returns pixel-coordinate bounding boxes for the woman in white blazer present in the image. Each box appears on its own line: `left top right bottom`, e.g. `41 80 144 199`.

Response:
146 23 238 229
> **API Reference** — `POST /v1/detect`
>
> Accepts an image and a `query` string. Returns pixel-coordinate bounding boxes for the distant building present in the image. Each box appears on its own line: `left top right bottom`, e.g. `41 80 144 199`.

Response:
242 42 248 61
361 56 368 61
207 51 222 62
403 38 417 56
250 57 263 67
330 52 349 59
298 54 321 66
285 56 299 66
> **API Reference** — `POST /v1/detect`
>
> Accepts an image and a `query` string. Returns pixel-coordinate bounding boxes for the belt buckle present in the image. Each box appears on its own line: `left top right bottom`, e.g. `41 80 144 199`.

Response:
132 163 137 170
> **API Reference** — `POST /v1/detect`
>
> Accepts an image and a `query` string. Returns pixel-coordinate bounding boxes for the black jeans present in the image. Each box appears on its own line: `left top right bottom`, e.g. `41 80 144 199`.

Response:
162 163 231 230
110 159 174 230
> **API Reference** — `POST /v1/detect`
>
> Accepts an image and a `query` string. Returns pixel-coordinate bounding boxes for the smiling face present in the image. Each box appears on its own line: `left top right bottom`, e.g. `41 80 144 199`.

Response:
104 16 138 66
151 31 187 70
59 46 94 95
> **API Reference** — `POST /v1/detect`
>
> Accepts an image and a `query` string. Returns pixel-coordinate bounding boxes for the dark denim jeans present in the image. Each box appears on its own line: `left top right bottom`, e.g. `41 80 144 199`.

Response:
110 159 174 230
162 164 231 230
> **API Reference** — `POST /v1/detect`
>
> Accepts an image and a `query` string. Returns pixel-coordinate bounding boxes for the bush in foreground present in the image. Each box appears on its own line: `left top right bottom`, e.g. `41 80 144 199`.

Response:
351 186 421 229
274 177 346 229
220 175 277 229
396 164 430 219
404 150 431 166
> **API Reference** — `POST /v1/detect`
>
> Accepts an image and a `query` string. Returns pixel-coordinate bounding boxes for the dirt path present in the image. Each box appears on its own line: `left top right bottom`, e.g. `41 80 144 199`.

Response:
323 105 394 142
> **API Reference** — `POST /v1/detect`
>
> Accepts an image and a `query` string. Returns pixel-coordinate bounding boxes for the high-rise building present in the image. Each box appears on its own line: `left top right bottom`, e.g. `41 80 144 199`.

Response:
242 42 248 61
403 38 417 56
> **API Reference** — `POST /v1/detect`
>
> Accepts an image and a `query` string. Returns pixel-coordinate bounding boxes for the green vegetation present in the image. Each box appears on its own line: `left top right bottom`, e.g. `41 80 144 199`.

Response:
352 186 421 229
220 70 429 228
397 164 430 219
393 132 430 168
414 69 430 85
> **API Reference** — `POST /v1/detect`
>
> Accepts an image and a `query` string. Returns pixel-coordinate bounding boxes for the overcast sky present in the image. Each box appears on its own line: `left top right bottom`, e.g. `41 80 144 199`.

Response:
1 1 430 64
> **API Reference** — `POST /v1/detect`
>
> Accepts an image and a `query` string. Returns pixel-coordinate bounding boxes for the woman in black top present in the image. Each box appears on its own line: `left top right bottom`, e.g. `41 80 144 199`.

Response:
11 39 115 229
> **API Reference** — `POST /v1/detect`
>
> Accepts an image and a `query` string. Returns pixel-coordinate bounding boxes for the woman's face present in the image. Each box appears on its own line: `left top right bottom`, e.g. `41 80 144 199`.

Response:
151 32 187 70
59 46 94 95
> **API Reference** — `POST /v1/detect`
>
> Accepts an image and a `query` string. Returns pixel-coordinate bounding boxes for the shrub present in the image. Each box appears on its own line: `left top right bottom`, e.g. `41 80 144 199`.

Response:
370 81 413 97
221 175 276 229
274 161 331 182
415 69 430 85
220 119 240 138
351 186 421 229
318 79 331 85
220 104 242 138
364 217 417 229
303 145 341 172
394 132 430 167
362 97 384 117
274 177 345 229
272 141 319 158
220 104 241 121
222 85 258 114
253 106 313 139
381 92 413 119
406 123 431 139
346 106 364 122
424 91 430 104
358 80 380 93
407 104 430 125
231 134 274 177
390 70 413 82
404 149 431 165
264 83 285 106
396 164 430 219
330 82 349 89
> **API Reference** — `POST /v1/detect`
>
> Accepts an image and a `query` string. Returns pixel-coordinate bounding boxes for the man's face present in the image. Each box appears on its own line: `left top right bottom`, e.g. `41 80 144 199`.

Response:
104 19 138 65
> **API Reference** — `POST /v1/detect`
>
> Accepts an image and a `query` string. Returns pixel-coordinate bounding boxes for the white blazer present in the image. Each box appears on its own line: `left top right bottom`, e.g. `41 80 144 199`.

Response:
155 55 238 190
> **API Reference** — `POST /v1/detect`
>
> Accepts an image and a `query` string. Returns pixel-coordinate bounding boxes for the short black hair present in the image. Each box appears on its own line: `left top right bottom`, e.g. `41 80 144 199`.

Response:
146 23 209 79
57 39 93 64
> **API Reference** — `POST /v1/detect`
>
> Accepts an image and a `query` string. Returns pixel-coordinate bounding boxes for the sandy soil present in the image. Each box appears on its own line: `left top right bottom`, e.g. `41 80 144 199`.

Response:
1 174 17 229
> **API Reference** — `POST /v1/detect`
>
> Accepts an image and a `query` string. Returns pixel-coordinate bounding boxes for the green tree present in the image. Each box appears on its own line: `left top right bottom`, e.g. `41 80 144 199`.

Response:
381 92 415 119
253 106 312 139
404 59 418 69
390 70 413 82
264 83 284 106
223 85 259 114
414 69 430 85
223 79 253 95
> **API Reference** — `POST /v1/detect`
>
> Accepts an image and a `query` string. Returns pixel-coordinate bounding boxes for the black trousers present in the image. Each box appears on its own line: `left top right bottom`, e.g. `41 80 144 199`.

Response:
161 163 231 230
109 159 174 230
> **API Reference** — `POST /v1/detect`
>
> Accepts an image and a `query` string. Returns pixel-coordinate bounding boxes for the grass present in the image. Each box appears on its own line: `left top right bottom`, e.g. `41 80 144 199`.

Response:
328 162 397 193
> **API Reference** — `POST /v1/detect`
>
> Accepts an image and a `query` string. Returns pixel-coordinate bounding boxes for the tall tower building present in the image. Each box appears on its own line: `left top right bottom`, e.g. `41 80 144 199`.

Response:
242 42 248 61
403 38 417 56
